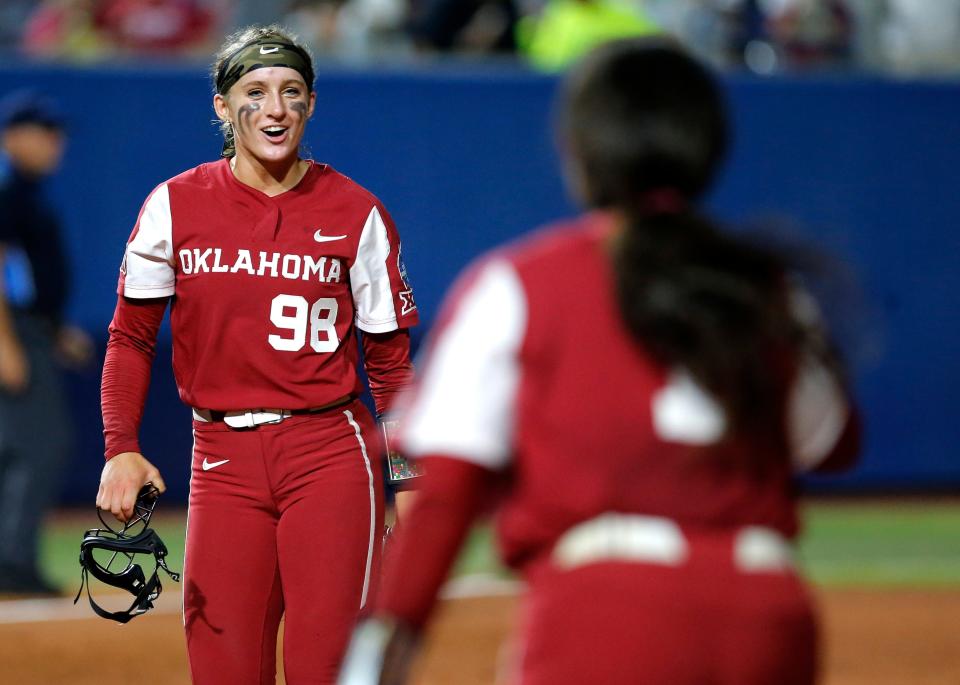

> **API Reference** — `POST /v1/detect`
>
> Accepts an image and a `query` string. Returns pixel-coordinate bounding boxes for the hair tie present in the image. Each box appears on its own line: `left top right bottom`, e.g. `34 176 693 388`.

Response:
639 188 687 216
220 122 235 159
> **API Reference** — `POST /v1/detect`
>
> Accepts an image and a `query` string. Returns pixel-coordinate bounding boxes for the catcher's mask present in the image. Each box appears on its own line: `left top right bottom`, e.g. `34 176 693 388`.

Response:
74 485 180 624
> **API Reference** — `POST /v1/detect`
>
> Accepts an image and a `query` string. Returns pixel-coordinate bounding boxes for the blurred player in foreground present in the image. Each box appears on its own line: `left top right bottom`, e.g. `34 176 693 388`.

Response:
97 24 418 683
339 38 860 685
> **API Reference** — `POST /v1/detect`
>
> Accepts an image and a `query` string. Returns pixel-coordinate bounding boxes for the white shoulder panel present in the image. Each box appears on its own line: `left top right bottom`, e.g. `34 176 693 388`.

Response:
401 260 527 469
122 184 175 298
351 206 397 333
652 370 727 445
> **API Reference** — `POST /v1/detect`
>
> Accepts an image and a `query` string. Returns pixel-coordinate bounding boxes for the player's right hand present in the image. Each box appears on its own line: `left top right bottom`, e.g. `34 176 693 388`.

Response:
97 452 166 523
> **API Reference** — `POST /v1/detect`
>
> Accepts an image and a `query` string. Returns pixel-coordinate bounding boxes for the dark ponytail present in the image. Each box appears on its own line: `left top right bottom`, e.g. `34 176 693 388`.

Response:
614 209 798 436
563 39 808 440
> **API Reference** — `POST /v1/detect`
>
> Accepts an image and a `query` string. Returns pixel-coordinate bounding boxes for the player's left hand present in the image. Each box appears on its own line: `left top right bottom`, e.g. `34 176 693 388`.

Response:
337 616 419 685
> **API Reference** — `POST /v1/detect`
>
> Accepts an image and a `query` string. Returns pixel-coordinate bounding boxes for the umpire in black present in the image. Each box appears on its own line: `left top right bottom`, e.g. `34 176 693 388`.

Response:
0 90 92 596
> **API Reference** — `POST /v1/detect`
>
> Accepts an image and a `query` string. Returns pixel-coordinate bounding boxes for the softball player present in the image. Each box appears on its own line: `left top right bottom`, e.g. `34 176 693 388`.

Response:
97 25 418 684
339 39 860 685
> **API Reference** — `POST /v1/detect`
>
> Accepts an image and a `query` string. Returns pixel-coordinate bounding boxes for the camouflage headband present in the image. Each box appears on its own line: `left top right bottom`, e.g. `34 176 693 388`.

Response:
216 39 314 96
216 38 314 157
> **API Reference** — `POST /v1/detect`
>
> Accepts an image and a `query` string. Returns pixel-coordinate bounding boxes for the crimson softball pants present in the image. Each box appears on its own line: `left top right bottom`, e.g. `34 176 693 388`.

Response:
183 400 384 685
512 546 818 685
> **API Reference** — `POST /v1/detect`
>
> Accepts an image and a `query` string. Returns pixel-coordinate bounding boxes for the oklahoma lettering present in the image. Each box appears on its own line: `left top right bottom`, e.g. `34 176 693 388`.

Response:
178 247 343 283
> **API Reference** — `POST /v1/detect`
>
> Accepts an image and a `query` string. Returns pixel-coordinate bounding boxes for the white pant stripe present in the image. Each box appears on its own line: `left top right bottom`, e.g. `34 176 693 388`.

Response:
344 409 376 610
183 428 196 627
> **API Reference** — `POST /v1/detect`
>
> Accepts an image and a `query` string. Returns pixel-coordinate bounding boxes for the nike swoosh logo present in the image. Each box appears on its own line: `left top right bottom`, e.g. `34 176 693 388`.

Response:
314 229 347 243
202 458 230 471
260 46 279 54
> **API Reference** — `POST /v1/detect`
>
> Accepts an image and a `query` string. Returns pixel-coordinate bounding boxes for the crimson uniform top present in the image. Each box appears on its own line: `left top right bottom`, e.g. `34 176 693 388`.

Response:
117 159 418 411
382 212 858 623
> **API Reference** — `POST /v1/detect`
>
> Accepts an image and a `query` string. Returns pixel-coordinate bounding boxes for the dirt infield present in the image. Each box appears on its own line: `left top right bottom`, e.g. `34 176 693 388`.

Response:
2 588 958 684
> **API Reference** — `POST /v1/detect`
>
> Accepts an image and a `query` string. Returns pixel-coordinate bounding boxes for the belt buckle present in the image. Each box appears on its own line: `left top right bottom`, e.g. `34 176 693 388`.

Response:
255 409 289 425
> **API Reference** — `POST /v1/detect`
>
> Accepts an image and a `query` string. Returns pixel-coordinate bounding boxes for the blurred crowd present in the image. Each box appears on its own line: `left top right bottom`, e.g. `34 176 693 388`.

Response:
0 0 958 74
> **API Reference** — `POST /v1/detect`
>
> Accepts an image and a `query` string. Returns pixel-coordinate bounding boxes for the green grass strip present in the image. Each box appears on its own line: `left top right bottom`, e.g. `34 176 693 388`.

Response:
798 500 960 588
39 500 960 595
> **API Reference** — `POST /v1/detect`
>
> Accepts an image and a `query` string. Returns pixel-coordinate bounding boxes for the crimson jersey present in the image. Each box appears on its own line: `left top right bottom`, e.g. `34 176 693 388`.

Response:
117 159 418 411
400 213 854 570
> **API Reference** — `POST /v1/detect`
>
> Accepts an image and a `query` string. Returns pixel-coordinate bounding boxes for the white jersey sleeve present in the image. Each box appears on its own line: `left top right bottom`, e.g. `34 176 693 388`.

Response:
120 184 175 298
401 259 527 470
351 205 408 333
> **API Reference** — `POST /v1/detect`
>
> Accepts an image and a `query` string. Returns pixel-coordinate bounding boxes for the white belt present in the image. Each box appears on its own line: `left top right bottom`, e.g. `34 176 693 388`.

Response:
192 408 291 428
552 513 794 573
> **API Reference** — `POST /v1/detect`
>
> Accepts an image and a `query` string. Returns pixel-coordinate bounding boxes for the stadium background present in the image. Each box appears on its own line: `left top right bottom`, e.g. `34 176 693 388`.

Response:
0 63 956 500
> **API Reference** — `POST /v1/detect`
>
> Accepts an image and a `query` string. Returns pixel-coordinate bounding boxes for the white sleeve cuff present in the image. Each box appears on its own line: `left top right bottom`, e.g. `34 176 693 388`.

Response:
122 283 175 298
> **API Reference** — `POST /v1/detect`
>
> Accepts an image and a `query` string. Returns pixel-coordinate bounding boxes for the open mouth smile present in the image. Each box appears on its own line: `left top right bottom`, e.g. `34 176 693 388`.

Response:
261 126 289 143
